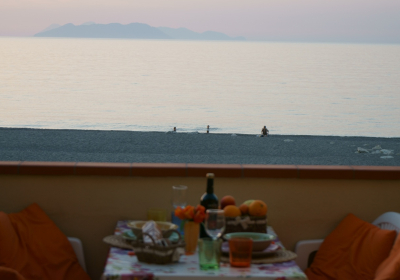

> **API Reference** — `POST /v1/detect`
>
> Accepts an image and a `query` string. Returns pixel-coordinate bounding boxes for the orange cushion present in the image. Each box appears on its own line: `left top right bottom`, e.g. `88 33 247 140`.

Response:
0 267 26 280
0 212 20 267
0 204 90 280
305 213 396 280
375 234 400 280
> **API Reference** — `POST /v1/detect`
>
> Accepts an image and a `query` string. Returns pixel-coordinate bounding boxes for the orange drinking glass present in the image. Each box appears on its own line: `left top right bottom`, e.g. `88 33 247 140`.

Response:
228 237 253 267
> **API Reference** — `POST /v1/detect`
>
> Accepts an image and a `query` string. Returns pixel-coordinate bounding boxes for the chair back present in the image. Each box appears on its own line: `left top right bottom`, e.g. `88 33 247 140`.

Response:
68 237 87 272
372 212 400 233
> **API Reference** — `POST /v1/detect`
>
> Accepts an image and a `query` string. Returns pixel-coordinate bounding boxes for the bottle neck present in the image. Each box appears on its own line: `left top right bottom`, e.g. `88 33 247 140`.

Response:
206 178 214 194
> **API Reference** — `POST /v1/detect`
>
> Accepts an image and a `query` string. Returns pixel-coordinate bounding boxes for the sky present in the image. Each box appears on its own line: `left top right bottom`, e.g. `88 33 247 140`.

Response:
1 0 399 43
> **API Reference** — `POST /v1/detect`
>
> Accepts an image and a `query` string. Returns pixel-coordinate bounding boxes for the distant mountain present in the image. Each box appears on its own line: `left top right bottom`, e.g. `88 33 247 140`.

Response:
34 23 170 39
34 23 245 41
157 27 245 41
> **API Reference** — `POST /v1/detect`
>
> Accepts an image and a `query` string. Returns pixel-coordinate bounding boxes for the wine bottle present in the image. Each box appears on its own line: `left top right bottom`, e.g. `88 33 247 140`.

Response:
200 173 218 210
200 173 219 237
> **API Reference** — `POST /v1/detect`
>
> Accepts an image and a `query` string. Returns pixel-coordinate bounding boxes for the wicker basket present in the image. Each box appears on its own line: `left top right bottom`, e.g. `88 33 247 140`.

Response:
130 229 185 264
224 215 267 234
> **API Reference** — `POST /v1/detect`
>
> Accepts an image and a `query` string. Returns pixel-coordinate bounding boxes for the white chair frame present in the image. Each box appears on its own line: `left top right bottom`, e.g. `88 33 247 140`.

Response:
68 237 87 272
294 212 400 272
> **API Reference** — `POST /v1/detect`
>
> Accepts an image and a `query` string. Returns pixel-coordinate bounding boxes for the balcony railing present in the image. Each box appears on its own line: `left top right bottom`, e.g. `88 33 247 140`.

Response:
1 161 399 279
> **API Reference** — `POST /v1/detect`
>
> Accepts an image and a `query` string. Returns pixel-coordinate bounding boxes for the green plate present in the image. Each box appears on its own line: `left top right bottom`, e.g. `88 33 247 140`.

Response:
223 232 275 241
223 232 276 251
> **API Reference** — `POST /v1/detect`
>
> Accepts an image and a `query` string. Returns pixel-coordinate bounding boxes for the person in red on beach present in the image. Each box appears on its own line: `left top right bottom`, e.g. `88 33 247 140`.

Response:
261 126 269 137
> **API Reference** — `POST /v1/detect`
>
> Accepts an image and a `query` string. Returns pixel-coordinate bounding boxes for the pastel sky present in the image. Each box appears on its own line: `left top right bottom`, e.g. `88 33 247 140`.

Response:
1 0 399 43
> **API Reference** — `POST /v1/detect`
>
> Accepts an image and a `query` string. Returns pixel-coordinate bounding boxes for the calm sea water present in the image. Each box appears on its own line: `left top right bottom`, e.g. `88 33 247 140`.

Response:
1 37 399 137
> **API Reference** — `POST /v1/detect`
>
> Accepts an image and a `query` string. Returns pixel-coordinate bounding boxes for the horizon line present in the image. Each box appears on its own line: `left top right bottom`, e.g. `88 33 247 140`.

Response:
1 35 399 46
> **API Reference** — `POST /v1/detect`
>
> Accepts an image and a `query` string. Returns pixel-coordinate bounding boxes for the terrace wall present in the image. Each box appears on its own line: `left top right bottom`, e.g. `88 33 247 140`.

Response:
1 161 400 279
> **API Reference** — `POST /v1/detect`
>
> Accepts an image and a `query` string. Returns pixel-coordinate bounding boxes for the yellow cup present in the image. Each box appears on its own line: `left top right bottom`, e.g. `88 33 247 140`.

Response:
147 208 167 221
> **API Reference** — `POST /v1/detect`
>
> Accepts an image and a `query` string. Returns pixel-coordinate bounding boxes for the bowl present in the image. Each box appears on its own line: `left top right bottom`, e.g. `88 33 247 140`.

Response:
223 232 276 251
127 221 179 239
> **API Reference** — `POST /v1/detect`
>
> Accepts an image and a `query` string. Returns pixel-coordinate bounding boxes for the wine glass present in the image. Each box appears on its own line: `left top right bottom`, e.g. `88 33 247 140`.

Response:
205 209 226 240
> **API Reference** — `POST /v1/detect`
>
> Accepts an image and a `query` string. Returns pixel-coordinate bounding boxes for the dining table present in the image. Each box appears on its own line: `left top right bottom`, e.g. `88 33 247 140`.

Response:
101 220 307 280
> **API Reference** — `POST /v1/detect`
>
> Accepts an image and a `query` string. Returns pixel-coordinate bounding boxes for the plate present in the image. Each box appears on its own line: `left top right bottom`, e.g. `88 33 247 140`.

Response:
223 232 276 251
221 241 281 258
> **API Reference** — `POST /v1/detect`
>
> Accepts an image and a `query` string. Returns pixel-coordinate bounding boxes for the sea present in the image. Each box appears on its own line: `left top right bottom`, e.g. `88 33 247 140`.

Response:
1 37 399 137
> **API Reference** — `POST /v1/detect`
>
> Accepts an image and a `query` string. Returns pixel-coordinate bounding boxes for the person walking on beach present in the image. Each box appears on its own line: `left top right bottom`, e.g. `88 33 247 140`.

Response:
261 126 269 137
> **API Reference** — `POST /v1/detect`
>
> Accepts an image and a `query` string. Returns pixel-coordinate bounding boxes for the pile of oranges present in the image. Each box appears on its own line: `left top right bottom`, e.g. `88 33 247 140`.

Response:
220 195 267 218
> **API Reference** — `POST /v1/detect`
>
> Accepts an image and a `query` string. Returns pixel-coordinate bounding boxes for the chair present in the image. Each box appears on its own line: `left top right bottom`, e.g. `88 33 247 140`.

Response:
295 212 400 271
68 237 87 272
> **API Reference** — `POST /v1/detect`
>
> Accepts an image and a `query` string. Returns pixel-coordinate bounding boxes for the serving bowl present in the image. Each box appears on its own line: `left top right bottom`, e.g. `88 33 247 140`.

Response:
223 232 276 251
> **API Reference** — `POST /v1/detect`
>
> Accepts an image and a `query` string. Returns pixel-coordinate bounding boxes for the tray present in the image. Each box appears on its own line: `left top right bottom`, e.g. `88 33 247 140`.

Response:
221 249 298 264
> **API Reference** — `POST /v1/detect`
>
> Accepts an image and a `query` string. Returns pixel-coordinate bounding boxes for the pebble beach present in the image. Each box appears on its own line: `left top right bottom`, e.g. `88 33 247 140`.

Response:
0 127 399 166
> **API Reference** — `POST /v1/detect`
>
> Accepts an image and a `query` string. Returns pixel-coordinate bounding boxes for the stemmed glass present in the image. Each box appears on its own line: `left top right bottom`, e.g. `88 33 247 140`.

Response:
205 209 226 240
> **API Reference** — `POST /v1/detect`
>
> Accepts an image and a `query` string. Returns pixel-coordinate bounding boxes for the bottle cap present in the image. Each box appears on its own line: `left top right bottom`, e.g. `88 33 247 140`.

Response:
206 173 215 178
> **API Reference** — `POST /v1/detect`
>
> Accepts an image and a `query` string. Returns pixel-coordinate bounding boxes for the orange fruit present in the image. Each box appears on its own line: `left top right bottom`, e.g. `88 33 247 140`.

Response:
223 205 242 217
248 200 268 216
239 204 249 215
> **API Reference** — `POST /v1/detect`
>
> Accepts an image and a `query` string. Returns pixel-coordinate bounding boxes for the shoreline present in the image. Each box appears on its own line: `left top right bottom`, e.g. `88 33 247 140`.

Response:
2 126 400 139
0 127 399 166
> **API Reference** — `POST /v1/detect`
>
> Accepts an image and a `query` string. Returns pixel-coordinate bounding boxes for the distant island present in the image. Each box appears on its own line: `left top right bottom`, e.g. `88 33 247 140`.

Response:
34 22 246 41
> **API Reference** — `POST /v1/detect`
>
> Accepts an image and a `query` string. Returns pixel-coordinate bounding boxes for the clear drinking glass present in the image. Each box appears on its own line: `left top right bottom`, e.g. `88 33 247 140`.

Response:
205 209 226 240
198 238 222 270
172 185 187 233
172 185 187 209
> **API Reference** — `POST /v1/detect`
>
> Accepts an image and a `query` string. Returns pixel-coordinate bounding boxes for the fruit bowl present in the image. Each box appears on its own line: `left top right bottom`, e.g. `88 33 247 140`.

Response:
223 232 276 251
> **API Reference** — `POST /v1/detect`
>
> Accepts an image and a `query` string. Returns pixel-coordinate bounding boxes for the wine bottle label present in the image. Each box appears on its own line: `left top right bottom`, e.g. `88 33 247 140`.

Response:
201 199 218 209
207 202 218 209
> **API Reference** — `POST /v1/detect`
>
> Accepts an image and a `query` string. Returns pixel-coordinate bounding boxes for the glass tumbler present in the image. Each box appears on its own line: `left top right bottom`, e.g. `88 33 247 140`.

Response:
147 208 167 221
198 238 222 270
172 185 187 209
228 237 253 267
171 185 187 233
